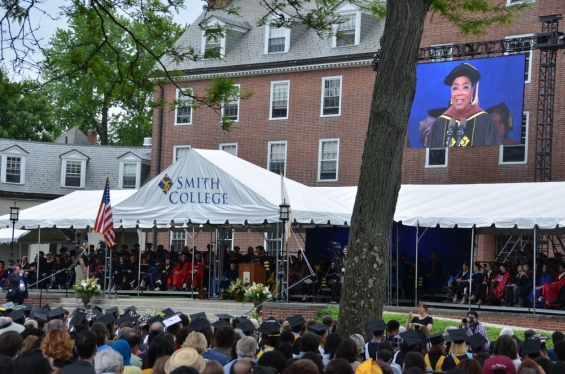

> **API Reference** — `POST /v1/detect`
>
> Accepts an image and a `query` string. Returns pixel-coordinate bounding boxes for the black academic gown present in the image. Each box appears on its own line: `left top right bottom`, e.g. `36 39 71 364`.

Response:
428 111 501 148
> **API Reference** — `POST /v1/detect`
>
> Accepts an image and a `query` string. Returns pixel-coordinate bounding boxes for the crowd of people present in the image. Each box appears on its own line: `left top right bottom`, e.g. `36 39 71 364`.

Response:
0 300 564 374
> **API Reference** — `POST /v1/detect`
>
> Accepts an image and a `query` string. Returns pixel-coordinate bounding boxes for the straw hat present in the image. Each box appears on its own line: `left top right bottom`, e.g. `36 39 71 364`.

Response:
164 347 206 374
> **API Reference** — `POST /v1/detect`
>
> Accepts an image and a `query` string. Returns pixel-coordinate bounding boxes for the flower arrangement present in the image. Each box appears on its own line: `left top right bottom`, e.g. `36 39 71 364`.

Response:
73 277 102 298
227 278 249 298
243 282 272 302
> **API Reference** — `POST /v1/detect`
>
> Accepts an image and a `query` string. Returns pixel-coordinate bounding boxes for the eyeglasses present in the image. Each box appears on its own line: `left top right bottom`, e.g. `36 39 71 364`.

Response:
451 84 472 94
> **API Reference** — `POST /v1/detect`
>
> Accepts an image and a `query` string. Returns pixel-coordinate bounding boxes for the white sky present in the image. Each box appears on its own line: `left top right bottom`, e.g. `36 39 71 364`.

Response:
2 0 205 79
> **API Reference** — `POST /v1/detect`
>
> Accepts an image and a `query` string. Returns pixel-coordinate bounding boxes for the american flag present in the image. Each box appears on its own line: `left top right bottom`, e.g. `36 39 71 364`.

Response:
94 177 116 247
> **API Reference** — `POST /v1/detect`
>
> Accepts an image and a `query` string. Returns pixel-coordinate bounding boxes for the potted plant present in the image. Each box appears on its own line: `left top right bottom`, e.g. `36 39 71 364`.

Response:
73 277 102 308
243 282 272 310
227 278 249 302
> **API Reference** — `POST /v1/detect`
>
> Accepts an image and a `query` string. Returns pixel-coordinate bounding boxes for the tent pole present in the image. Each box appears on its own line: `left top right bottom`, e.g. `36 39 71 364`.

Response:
191 227 195 300
415 225 418 307
37 226 41 291
137 228 142 296
533 226 537 315
18 243 21 268
468 226 475 311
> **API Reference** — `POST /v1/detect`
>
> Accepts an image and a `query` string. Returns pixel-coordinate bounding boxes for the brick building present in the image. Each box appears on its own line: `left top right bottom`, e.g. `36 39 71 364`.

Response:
152 0 565 258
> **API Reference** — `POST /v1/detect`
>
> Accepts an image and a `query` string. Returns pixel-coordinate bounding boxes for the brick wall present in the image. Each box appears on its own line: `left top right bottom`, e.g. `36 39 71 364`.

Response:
0 297 60 308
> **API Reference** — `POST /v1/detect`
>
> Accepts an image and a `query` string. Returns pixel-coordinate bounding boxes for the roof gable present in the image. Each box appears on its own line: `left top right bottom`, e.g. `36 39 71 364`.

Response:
0 144 29 155
59 149 90 160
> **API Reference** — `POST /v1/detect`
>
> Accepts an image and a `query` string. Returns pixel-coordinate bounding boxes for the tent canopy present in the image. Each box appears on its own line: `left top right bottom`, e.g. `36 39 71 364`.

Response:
113 149 352 227
0 229 30 243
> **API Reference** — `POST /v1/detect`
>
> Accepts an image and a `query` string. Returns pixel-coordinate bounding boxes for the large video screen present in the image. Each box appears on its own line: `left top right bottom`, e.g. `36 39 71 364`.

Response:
407 55 526 148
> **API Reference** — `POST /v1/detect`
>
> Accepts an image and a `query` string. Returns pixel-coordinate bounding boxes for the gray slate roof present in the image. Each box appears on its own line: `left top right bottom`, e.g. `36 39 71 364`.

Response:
0 139 152 197
54 127 89 145
161 0 383 73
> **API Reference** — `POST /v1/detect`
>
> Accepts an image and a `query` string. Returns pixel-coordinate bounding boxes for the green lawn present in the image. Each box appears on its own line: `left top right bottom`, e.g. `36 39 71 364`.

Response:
314 306 553 348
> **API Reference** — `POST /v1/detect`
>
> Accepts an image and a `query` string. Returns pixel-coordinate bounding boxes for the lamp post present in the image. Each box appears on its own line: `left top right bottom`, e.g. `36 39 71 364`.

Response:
9 202 20 267
278 200 290 302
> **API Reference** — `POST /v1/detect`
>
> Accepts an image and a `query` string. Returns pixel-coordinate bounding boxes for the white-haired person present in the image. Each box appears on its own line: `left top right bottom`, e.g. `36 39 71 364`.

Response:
95 348 124 374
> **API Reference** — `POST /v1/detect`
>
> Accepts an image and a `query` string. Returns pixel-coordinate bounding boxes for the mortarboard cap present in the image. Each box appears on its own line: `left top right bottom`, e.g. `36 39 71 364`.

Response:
286 315 306 328
429 332 446 346
235 319 255 334
95 313 115 327
188 317 206 332
105 307 119 315
22 304 32 312
124 306 137 314
443 63 481 85
447 328 469 344
258 322 281 336
9 309 24 322
70 312 87 326
368 320 387 334
32 311 48 321
163 314 182 328
211 319 230 329
469 333 488 350
400 330 422 347
308 323 328 336
92 306 103 316
522 339 541 356
215 313 234 321
160 308 175 317
48 307 66 320
39 305 51 312
116 314 134 326
189 312 206 321
416 329 430 345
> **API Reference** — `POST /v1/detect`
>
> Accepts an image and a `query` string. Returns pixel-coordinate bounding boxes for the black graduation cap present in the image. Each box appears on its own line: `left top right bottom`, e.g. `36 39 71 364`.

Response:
211 319 230 329
189 312 206 321
522 339 541 356
39 305 51 312
443 332 453 343
429 332 446 346
368 320 387 334
447 328 469 344
215 313 233 322
123 306 137 314
9 309 24 322
469 333 488 350
308 323 328 336
116 314 135 325
48 307 66 320
160 308 175 317
70 312 87 326
286 315 306 328
188 317 206 332
234 317 247 325
400 330 422 347
22 304 32 312
95 313 115 327
258 322 281 336
416 329 430 345
92 306 103 314
105 306 119 315
32 311 48 322
235 319 255 334
443 62 481 85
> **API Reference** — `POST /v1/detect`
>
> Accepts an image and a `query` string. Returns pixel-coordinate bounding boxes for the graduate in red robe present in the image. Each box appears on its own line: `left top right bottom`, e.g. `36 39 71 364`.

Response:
541 262 565 305
192 252 206 289
170 253 191 290
491 263 512 301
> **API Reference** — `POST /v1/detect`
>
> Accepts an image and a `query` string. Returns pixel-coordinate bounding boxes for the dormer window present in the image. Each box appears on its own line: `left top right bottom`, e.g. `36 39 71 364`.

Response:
0 145 28 184
264 23 290 54
117 152 142 189
60 150 89 188
202 23 225 59
336 14 357 46
201 16 251 59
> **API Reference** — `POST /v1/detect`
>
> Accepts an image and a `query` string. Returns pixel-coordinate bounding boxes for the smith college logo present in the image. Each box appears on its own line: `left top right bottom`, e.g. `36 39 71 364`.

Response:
158 174 173 195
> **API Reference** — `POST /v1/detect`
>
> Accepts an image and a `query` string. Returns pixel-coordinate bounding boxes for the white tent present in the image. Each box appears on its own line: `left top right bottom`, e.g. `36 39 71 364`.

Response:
0 229 30 243
0 190 137 229
113 149 352 227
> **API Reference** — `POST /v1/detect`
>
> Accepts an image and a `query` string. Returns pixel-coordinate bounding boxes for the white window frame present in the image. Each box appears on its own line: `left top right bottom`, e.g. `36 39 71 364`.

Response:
499 111 529 165
221 84 240 122
170 231 186 251
506 0 534 6
118 153 142 190
320 76 342 117
264 23 291 54
0 147 27 184
333 11 361 47
220 143 238 156
430 43 453 62
269 80 290 120
317 139 340 182
201 22 226 58
267 141 287 176
505 33 533 84
60 151 88 188
175 88 193 125
173 145 192 163
425 148 449 168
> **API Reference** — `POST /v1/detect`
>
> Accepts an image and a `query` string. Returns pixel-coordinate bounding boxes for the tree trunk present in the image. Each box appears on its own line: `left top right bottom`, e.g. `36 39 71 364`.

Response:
100 97 109 145
337 0 433 338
